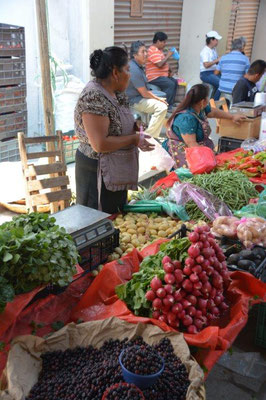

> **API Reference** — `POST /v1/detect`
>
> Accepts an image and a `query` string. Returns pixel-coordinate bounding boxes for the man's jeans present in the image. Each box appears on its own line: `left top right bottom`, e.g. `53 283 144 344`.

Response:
200 71 221 100
148 76 178 105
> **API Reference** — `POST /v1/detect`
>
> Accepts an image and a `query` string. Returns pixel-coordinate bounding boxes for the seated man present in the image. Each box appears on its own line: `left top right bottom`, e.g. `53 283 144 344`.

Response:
215 38 250 95
232 59 266 104
126 40 168 138
146 31 178 110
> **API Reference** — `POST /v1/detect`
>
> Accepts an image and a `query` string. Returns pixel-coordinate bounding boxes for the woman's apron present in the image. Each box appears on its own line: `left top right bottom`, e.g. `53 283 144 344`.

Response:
85 81 139 209
166 110 214 169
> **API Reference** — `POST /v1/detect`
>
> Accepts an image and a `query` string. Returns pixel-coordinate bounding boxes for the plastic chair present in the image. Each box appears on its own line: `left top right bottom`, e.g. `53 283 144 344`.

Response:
209 97 229 134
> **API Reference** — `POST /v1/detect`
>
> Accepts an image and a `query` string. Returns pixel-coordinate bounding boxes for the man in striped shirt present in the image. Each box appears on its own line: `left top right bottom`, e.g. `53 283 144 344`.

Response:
215 38 250 95
146 32 178 109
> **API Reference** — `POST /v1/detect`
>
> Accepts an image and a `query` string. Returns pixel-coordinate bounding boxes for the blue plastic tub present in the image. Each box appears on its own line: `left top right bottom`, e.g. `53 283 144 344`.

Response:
119 348 165 390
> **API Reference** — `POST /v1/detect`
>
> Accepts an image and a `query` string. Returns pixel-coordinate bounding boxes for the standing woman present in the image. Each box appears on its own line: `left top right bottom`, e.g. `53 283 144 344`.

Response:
163 84 246 169
74 46 154 214
200 31 222 100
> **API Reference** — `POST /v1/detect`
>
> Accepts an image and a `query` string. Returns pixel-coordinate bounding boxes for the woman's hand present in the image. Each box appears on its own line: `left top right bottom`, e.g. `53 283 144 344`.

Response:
231 114 247 125
136 133 155 152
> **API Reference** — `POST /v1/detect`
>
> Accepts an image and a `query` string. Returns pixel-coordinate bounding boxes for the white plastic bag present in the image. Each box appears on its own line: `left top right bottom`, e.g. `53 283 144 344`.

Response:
138 137 175 177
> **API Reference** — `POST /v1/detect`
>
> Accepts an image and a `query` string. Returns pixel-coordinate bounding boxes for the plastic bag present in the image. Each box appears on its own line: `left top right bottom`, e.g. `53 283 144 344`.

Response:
236 217 266 248
211 216 240 238
169 182 232 221
241 137 266 153
185 146 216 174
123 199 189 220
138 137 175 176
234 188 266 219
175 167 193 181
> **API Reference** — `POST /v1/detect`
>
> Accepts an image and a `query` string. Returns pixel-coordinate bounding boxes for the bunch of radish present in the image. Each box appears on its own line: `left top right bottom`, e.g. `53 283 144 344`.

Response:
145 225 230 334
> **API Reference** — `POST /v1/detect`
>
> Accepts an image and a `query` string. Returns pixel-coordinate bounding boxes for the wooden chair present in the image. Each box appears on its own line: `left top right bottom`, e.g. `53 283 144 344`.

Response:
18 130 71 214
209 97 229 134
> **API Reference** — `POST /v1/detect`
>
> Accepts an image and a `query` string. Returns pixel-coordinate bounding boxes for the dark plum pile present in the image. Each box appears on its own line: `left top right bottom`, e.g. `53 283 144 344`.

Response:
25 337 190 400
104 383 143 399
122 345 163 375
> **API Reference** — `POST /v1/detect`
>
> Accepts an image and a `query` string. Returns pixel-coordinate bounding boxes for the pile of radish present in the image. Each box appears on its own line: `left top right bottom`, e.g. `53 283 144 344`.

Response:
145 225 230 333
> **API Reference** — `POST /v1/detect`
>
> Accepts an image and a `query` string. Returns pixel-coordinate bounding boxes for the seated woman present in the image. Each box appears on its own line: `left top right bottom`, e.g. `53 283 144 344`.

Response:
74 46 154 214
163 83 246 168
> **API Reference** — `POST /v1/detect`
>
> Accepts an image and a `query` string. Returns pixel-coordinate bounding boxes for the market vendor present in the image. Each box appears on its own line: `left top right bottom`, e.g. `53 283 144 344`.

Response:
163 83 246 168
74 46 154 214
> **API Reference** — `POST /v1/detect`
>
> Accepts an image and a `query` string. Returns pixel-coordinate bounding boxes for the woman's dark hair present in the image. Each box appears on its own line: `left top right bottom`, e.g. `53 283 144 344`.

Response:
206 37 215 45
130 40 146 59
167 84 209 126
153 31 168 43
248 59 266 75
90 46 128 79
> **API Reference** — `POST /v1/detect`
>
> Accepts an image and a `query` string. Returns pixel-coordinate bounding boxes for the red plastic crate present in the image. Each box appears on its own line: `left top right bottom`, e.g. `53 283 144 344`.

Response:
0 110 27 140
0 84 26 113
0 57 26 86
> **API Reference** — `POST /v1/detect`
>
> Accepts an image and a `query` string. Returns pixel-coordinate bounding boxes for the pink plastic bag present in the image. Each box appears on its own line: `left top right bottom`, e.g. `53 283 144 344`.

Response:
185 146 216 174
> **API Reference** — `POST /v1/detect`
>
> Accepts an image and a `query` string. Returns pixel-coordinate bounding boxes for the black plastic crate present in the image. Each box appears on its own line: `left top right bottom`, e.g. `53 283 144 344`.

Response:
217 137 243 153
255 303 266 348
79 229 120 271
0 57 26 86
0 84 26 113
0 23 25 57
0 110 27 140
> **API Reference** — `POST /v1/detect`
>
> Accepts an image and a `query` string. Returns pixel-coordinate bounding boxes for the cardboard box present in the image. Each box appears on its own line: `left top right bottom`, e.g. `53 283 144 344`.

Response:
218 116 261 139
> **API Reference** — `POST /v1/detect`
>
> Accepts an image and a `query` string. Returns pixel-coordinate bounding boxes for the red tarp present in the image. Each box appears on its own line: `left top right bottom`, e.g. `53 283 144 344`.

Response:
70 241 266 375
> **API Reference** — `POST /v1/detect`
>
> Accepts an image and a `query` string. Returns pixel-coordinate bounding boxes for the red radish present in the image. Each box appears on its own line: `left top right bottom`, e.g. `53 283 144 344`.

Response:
212 275 223 289
199 271 208 283
211 306 220 316
182 279 193 292
200 315 207 324
201 259 210 268
202 240 210 248
195 310 203 318
197 241 204 249
183 265 192 276
202 281 212 294
199 233 207 242
194 318 203 330
202 225 210 232
219 301 229 311
162 255 172 265
183 315 193 326
195 226 204 234
187 306 196 317
150 276 162 291
198 298 207 309
164 273 175 285
207 299 215 309
163 262 174 273
210 287 217 298
206 266 214 276
173 260 182 269
192 289 201 297
214 295 222 305
152 310 160 319
156 288 166 298
196 255 204 264
185 257 195 268
193 281 202 290
221 261 227 269
188 232 199 242
201 308 207 316
181 299 191 309
180 289 187 298
217 252 226 262
177 310 186 319
187 325 198 334
207 313 215 322
202 248 212 259
166 294 175 304
192 265 202 274
145 290 156 301
164 284 174 294
188 245 200 258
158 314 168 324
189 273 199 283
174 269 184 283
162 304 171 313
174 320 180 329
152 298 162 309
167 312 176 324
186 295 197 306
171 303 183 314
174 290 182 301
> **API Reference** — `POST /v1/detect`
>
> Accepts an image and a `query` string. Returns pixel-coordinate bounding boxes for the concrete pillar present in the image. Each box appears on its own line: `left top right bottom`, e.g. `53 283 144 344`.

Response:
251 0 266 61
179 0 232 88
82 0 114 82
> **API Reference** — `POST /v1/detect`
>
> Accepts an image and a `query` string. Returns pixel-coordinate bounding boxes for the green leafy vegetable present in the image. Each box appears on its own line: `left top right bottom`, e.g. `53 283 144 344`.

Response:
116 238 190 316
0 213 80 313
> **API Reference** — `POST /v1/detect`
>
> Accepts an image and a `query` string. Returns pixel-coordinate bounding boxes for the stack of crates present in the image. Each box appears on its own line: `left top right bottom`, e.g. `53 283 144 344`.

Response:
0 23 27 161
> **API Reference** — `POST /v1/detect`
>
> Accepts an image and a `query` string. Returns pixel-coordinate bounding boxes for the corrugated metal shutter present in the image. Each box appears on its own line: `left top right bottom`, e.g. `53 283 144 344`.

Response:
114 0 183 70
227 0 260 58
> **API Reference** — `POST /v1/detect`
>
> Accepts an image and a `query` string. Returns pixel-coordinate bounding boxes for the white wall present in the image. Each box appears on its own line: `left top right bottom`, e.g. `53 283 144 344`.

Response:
252 0 266 61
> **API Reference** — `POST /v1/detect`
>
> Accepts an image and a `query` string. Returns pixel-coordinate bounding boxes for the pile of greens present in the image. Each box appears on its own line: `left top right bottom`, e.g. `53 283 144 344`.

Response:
183 170 258 221
116 238 190 317
0 213 80 312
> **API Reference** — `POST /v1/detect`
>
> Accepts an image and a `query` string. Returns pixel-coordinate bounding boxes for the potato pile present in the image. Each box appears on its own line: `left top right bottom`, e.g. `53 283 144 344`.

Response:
107 213 197 261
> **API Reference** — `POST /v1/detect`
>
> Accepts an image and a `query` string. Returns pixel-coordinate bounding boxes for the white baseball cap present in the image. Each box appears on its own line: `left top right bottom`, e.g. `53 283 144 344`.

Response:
206 31 222 40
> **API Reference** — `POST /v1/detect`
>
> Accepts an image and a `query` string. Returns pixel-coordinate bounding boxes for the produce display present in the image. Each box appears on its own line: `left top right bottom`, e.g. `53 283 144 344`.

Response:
212 216 240 237
25 336 190 400
116 226 230 333
227 247 266 279
110 213 198 259
103 383 144 400
183 170 258 220
217 149 266 178
121 345 163 375
0 213 79 312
